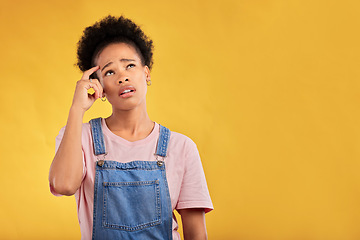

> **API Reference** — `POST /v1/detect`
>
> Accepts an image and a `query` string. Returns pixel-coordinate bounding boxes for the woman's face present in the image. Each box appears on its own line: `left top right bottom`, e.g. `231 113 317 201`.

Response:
94 42 150 111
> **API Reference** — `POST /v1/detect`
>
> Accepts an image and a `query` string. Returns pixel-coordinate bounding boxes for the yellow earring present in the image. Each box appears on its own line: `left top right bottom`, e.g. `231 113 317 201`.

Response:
147 79 152 86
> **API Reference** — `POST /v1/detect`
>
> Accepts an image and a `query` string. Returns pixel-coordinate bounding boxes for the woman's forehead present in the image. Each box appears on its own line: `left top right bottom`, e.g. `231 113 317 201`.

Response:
95 42 142 65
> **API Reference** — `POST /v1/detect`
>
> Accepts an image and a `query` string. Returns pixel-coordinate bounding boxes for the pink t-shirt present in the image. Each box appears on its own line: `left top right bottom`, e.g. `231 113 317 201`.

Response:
51 119 213 240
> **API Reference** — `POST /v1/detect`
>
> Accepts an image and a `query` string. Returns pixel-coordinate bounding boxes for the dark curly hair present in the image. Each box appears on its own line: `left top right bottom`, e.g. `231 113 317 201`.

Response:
76 15 154 73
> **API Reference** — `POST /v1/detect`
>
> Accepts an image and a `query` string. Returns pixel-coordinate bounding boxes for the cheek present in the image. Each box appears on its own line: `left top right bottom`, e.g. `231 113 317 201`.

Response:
101 77 114 84
103 81 115 94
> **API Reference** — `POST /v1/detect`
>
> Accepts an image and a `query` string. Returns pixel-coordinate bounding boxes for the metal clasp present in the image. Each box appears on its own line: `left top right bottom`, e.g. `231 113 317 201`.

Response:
155 154 165 167
97 153 108 167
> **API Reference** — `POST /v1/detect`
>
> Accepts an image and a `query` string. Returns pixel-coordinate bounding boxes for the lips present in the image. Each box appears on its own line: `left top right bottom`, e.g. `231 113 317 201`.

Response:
119 86 136 98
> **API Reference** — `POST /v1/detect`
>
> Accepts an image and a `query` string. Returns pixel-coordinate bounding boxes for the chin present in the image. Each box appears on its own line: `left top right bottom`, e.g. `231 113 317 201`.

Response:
111 100 145 111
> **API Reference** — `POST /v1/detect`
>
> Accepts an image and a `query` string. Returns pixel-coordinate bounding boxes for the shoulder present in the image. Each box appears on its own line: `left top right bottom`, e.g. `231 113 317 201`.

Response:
170 130 196 145
167 129 199 157
57 122 91 134
55 122 92 141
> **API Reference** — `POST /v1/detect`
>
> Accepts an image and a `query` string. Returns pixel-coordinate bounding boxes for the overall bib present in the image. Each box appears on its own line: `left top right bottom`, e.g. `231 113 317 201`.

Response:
90 118 173 240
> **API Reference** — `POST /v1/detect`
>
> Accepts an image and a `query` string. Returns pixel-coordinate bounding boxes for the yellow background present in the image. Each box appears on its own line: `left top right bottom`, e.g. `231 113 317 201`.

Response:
0 0 359 239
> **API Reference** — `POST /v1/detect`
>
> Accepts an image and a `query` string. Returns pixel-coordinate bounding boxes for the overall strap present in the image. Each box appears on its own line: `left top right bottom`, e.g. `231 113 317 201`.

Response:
156 125 171 157
90 118 106 155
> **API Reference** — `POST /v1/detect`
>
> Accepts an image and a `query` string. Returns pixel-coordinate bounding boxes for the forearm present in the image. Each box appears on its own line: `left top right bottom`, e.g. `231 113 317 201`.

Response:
184 231 207 240
179 208 207 240
49 106 85 196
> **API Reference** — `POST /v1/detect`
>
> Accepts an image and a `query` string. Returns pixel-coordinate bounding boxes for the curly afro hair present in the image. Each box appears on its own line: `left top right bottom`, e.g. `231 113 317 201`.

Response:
76 15 154 72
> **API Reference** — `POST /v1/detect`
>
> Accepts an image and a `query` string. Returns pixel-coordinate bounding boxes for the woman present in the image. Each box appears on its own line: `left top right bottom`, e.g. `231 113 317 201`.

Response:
49 15 213 240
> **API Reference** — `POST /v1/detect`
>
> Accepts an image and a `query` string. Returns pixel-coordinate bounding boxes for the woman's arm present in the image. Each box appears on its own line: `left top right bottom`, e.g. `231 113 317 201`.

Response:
48 66 102 196
178 208 207 240
48 106 85 196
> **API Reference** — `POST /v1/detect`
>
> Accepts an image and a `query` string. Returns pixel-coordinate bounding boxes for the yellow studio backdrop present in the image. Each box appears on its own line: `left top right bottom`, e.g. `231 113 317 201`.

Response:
0 0 359 239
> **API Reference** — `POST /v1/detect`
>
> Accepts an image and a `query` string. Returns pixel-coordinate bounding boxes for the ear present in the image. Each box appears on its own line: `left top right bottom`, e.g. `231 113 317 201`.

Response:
144 66 151 81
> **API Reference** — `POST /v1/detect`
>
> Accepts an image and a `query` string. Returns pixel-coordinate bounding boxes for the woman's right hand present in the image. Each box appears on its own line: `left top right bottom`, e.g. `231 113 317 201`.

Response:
71 66 103 113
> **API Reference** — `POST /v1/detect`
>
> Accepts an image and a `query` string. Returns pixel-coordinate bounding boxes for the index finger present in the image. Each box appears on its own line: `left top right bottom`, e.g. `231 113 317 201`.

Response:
81 66 100 80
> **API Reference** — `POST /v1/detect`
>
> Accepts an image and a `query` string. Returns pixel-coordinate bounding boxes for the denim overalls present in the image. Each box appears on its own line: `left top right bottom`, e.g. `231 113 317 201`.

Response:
90 118 173 240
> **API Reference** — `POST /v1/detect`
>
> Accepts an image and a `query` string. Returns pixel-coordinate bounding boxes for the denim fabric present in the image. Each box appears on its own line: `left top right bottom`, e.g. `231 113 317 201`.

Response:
90 118 106 155
90 119 173 240
156 125 170 157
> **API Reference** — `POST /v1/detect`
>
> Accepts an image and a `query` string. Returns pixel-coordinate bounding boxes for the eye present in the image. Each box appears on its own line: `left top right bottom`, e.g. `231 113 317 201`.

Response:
127 63 135 69
104 70 114 76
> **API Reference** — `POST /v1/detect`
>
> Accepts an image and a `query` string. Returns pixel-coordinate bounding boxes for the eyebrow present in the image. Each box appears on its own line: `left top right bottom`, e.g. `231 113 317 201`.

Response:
101 59 136 72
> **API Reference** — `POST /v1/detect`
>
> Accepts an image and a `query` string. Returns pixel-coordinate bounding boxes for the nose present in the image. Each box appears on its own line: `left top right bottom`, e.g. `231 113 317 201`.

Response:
119 78 129 84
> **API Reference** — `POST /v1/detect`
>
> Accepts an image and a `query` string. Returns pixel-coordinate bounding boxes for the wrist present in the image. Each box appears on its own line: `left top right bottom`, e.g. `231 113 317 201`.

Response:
69 105 86 118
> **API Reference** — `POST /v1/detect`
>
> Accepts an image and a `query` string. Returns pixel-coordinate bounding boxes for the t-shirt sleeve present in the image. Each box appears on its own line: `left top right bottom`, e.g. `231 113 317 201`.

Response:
176 138 213 213
49 126 86 196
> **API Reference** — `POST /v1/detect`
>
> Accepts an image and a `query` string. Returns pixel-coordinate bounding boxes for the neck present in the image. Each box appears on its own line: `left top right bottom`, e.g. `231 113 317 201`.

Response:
105 105 154 141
